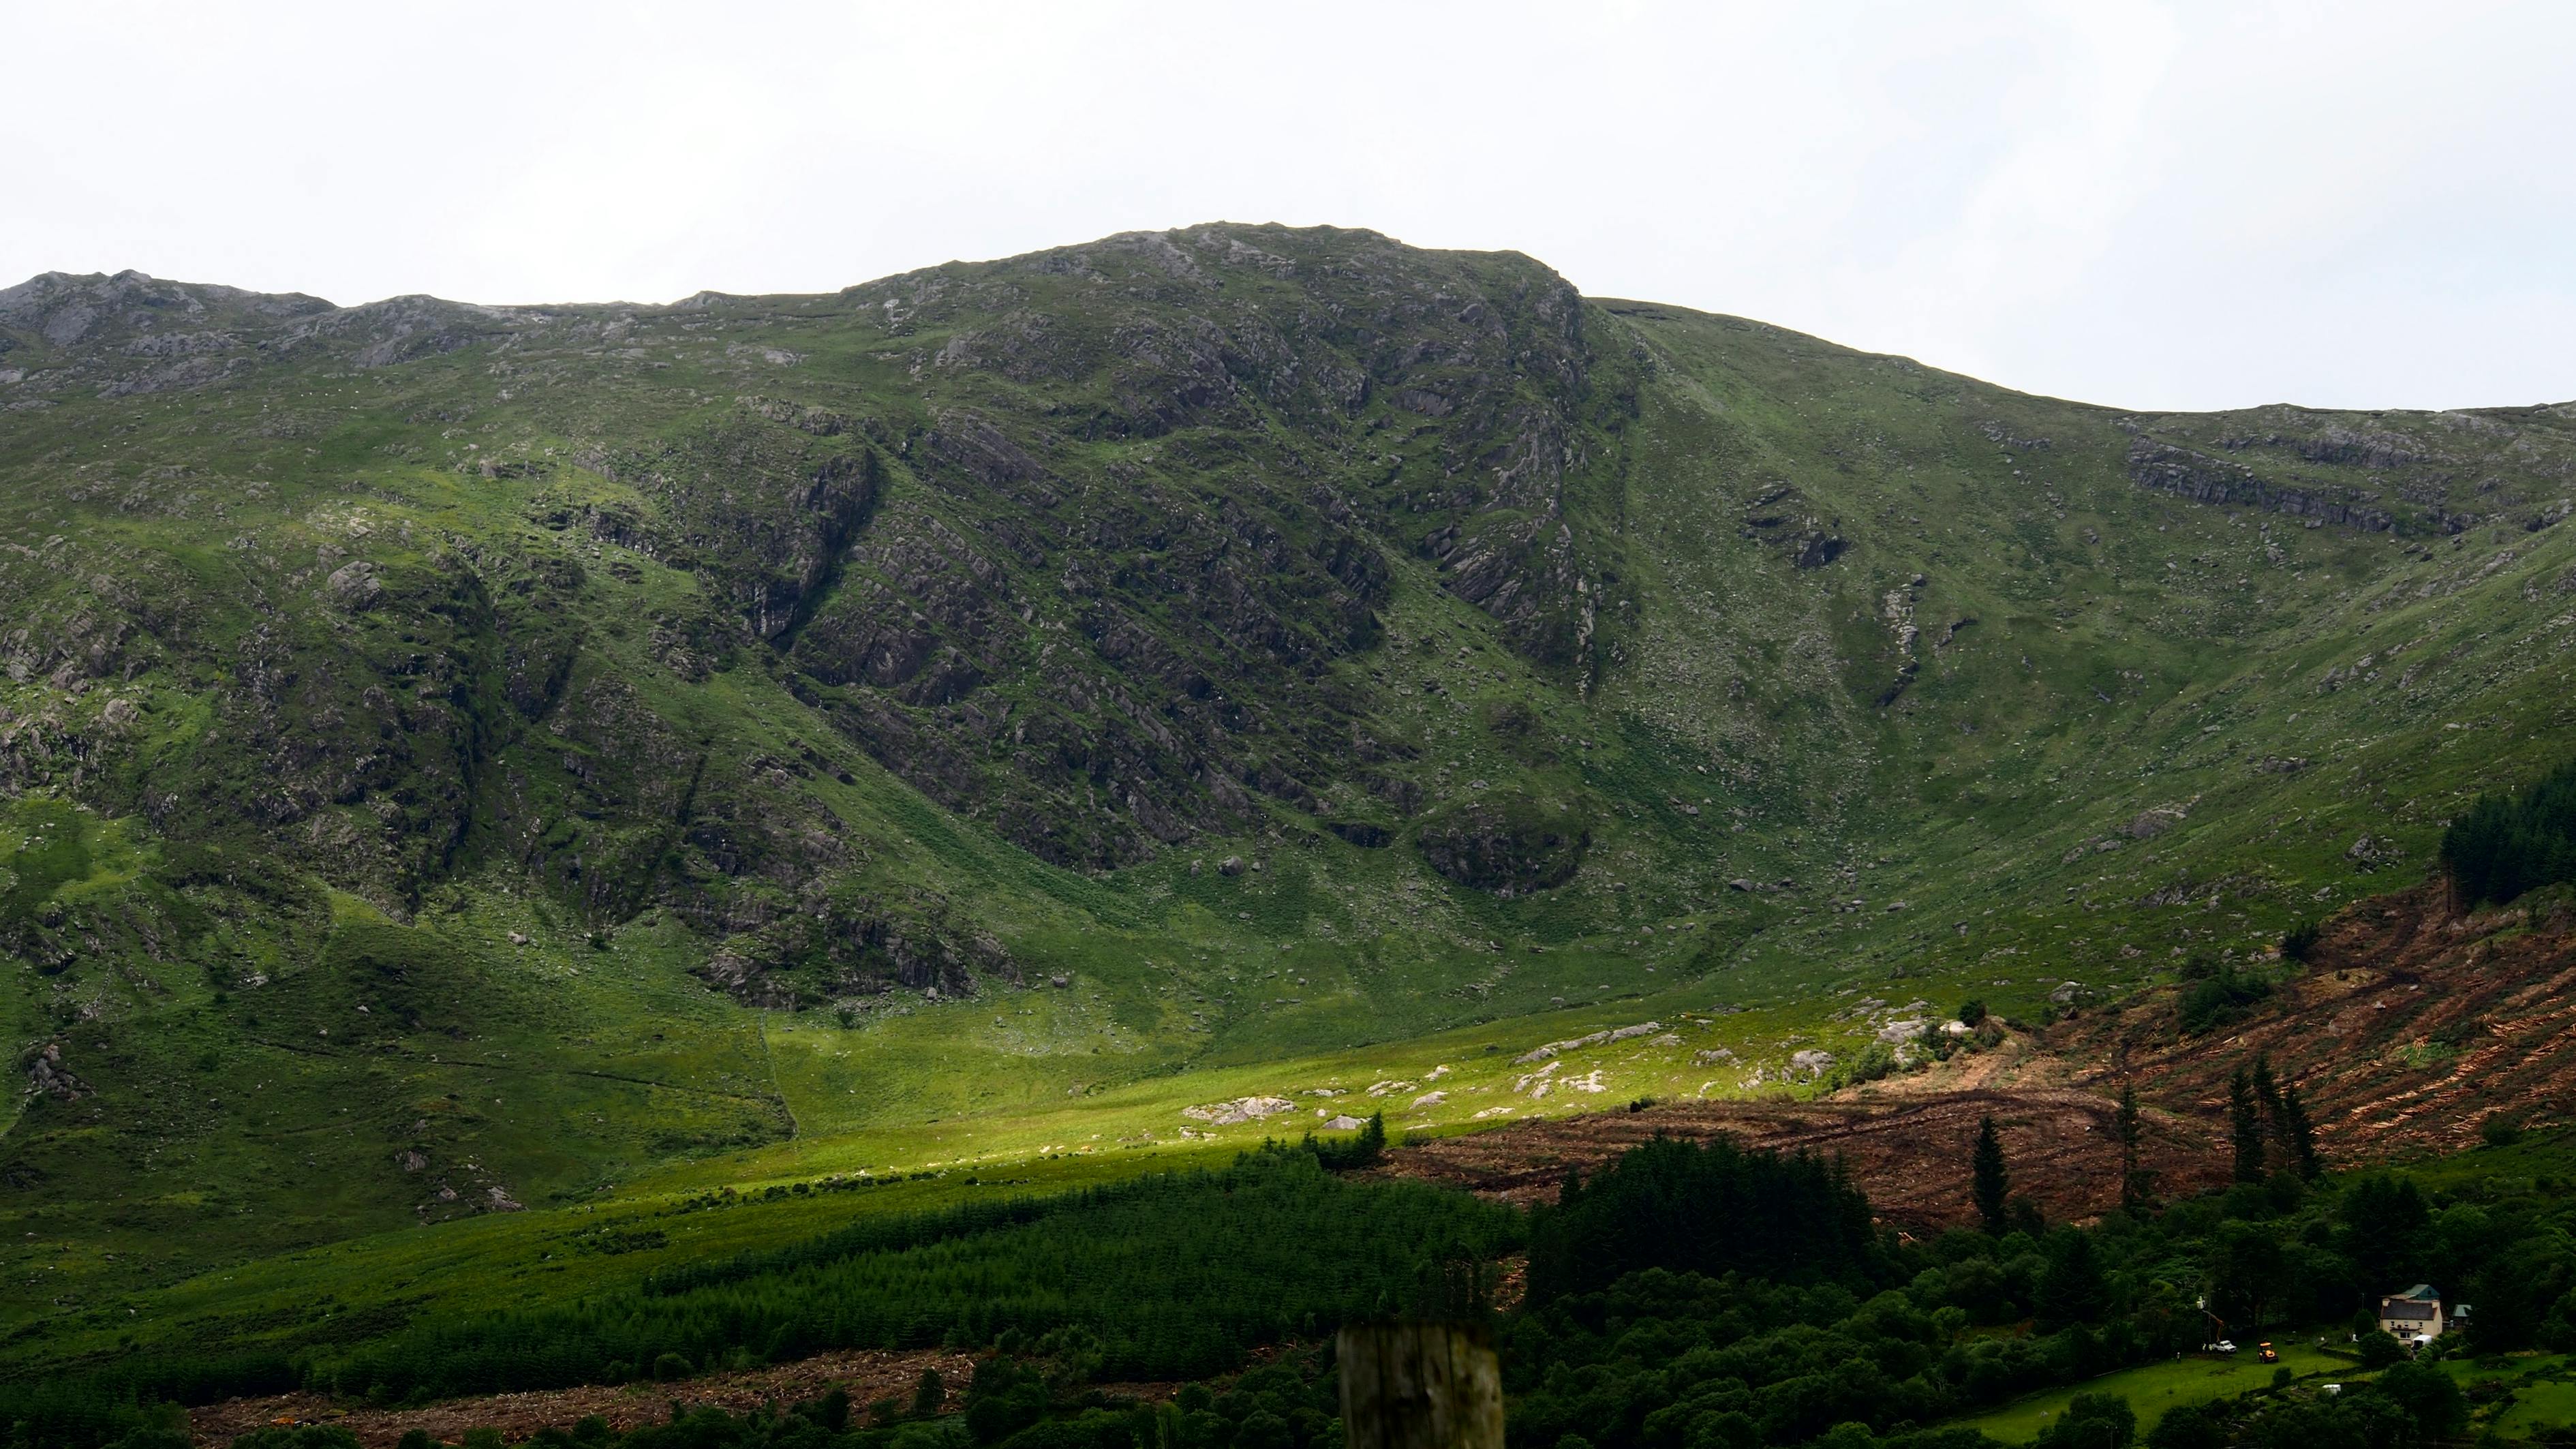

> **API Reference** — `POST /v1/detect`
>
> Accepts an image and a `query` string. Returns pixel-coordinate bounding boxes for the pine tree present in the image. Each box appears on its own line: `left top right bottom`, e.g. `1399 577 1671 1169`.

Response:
2115 1083 2148 1212
2279 1084 2321 1180
2252 1054 2285 1125
2228 1068 2267 1183
1972 1115 2010 1234
2036 1231 2110 1330
2254 1059 2321 1179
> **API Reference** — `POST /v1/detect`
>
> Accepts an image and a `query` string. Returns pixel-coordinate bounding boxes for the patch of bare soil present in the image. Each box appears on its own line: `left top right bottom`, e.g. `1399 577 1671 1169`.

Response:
1369 1083 2228 1230
189 1350 979 1449
2050 881 2576 1162
1379 879 2576 1230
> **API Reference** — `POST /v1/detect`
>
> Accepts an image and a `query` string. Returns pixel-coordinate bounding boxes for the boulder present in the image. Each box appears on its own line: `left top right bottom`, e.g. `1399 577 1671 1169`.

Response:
325 560 382 608
1183 1095 1295 1125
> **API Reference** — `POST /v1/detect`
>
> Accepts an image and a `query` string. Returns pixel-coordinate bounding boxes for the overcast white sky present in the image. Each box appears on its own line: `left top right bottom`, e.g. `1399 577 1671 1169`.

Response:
9 1 2571 412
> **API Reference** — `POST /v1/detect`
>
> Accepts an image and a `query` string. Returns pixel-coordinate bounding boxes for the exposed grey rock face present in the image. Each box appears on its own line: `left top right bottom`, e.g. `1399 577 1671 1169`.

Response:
2128 805 2187 839
325 560 382 608
1738 483 1845 569
2126 438 2395 531
25 1042 87 1100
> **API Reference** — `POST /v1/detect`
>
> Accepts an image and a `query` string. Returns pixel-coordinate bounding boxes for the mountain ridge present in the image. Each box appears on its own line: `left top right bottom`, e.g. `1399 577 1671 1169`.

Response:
4 222 2576 1335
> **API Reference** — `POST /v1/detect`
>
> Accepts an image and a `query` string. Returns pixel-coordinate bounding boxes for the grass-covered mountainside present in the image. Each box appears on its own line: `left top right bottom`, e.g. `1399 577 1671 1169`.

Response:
4 223 2576 1349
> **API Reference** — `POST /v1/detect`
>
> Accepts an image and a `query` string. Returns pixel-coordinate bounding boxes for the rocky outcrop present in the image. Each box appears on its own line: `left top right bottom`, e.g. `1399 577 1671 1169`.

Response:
1183 1095 1296 1125
1415 793 1589 897
2125 438 2394 530
626 418 883 642
695 891 1018 1009
1738 484 1845 568
24 1043 87 1100
1512 1022 1662 1064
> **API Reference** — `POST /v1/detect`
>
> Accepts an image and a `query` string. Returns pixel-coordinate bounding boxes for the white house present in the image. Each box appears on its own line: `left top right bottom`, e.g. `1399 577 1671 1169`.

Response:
2378 1284 2444 1344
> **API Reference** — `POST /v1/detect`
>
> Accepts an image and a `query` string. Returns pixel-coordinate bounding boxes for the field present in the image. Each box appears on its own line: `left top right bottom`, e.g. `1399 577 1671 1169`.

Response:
1964 1343 2353 1442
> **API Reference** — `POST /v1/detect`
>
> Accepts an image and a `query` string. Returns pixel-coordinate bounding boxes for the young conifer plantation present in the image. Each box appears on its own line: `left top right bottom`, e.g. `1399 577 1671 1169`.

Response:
11 1105 2576 1449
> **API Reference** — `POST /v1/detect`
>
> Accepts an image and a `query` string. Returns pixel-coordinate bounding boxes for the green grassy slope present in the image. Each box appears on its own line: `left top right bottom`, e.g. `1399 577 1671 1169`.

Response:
1 227 2573 1363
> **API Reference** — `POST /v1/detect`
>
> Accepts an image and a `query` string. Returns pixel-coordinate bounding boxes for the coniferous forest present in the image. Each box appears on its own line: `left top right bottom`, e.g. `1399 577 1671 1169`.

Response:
2441 760 2576 907
14 1123 2576 1449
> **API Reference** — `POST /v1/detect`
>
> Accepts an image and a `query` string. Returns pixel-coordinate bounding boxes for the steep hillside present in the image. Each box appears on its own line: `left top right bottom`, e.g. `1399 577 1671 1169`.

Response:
1375 872 2576 1230
2058 879 2576 1161
3 224 2575 1337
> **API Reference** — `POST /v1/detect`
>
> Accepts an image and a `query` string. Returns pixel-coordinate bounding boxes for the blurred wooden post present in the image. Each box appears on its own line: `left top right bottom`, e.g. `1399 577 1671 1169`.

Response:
1338 1321 1503 1449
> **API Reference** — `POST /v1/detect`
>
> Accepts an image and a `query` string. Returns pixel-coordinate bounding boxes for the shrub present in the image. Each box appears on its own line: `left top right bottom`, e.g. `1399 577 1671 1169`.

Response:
2376 1359 2469 1439
1306 1113 1385 1170
2280 919 2321 962
2177 962 2271 1035
1824 1042 1899 1092
2143 1403 2225 1449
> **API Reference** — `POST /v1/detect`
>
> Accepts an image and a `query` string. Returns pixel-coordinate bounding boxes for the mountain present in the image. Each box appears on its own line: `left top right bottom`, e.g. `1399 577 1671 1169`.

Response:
3 225 2575 1336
